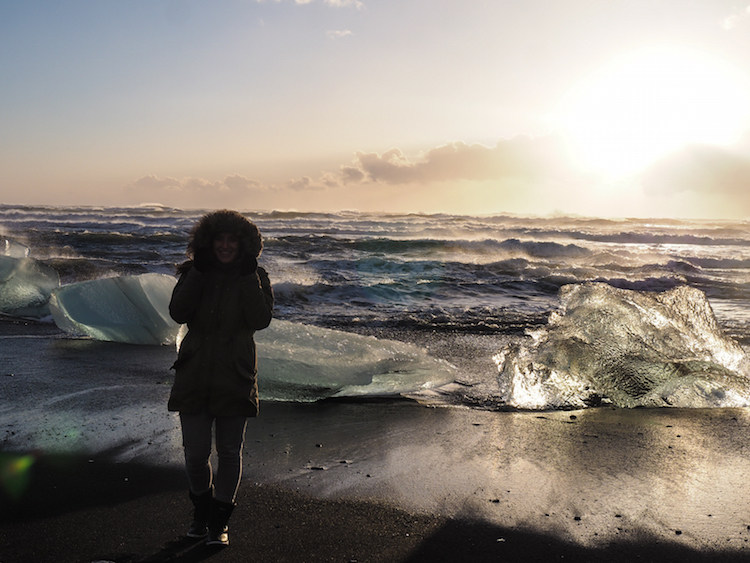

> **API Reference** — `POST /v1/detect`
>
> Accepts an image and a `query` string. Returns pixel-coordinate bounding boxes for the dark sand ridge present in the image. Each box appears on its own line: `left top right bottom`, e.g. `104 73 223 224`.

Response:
3 319 750 561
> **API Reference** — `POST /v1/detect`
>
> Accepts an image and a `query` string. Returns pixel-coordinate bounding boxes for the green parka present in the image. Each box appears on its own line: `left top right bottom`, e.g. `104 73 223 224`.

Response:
167 211 274 417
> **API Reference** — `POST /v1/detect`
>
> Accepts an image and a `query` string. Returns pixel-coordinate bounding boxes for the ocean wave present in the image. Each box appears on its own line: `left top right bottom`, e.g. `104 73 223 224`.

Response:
517 228 750 247
268 235 593 261
3 203 750 345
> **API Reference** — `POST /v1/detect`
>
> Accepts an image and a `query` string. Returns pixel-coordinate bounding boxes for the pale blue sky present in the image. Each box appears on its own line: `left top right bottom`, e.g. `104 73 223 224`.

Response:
3 0 750 217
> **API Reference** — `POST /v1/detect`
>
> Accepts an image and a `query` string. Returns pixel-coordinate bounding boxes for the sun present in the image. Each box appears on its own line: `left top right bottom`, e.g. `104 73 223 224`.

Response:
555 46 750 177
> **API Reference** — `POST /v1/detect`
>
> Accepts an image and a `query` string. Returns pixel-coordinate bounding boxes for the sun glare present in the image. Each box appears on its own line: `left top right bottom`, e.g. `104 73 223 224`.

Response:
556 46 750 177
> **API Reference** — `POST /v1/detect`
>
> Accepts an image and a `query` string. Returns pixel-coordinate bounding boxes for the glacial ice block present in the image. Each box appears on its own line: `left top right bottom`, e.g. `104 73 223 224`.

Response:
1 236 30 258
256 320 457 401
49 273 180 345
0 255 60 317
496 282 750 409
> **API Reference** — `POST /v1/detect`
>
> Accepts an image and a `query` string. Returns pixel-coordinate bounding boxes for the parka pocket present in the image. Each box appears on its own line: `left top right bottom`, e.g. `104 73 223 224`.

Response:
171 331 201 370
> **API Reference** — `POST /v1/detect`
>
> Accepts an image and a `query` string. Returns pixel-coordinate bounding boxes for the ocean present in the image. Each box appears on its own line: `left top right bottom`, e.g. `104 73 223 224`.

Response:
3 203 750 411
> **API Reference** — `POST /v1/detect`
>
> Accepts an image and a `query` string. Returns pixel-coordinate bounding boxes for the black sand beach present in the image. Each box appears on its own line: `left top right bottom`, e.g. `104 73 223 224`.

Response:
2 439 750 563
4 402 750 562
4 319 750 562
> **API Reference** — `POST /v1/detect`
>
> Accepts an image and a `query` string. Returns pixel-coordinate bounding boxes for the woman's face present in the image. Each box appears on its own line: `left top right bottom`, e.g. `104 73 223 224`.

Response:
213 232 240 264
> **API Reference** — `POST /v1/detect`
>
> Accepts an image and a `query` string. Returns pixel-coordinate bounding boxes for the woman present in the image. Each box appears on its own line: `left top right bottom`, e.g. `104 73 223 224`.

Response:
168 210 274 547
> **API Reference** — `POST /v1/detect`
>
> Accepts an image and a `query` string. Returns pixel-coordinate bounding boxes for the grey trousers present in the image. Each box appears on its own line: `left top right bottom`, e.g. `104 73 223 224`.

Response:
179 411 248 504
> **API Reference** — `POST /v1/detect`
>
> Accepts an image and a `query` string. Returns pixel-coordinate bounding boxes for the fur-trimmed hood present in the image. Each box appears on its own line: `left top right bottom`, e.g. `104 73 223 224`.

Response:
177 210 263 274
188 210 263 258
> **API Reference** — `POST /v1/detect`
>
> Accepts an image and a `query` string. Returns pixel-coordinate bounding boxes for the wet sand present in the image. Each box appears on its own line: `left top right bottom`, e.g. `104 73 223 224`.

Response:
2 449 748 563
3 319 750 561
4 402 750 562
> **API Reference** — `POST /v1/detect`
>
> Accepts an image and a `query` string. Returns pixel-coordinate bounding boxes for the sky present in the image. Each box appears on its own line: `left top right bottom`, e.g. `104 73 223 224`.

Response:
3 0 750 218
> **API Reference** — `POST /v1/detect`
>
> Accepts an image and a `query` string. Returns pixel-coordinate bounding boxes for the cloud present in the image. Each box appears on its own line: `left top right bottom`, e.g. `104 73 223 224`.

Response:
255 0 363 7
128 174 267 194
723 5 750 29
347 136 570 185
642 145 750 198
286 176 325 191
223 174 264 191
327 29 353 39
254 0 312 4
279 135 573 195
325 0 363 8
130 175 183 191
184 177 228 192
339 164 366 184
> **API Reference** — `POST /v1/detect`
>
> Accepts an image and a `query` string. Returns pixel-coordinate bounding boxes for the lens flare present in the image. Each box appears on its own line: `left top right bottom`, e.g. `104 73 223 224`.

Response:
0 453 37 501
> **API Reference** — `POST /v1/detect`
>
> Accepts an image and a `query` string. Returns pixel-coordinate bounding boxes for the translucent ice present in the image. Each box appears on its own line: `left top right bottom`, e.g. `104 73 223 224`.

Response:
255 320 457 401
496 283 750 409
0 255 60 317
1 236 30 258
49 273 180 345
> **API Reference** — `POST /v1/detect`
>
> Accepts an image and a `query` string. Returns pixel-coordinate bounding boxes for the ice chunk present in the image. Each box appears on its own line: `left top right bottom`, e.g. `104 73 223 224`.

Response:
256 320 456 401
1 236 30 258
175 319 457 402
496 283 750 409
49 273 180 345
0 255 60 317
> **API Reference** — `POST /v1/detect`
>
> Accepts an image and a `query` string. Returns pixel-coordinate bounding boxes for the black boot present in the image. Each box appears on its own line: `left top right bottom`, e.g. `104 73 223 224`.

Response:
206 499 235 547
187 488 212 538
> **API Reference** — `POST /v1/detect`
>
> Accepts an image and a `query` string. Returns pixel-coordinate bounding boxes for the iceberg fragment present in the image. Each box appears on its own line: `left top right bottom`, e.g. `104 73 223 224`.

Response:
255 320 457 401
49 273 180 345
1 236 30 258
0 255 60 317
496 282 750 409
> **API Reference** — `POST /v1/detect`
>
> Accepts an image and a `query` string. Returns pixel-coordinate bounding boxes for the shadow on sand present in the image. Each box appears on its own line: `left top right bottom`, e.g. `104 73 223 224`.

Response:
404 519 749 563
1 450 748 563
